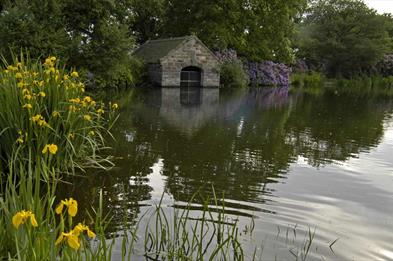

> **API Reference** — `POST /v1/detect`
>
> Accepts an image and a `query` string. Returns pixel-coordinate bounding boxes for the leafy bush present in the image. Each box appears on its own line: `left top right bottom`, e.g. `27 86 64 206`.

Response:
215 49 248 88
220 62 249 88
0 54 118 175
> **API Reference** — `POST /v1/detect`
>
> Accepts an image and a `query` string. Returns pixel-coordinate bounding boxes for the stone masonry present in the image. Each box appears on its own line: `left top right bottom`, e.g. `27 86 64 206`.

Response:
135 36 220 87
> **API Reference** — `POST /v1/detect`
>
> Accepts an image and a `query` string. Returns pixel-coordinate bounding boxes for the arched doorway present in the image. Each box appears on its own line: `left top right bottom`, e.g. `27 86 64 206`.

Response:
180 66 202 87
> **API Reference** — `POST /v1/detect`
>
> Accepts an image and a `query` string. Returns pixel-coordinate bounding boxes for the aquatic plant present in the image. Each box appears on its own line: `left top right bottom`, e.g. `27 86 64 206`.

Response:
0 54 119 176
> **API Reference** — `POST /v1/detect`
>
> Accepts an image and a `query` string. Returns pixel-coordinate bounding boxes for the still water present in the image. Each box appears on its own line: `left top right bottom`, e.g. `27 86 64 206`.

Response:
63 87 393 260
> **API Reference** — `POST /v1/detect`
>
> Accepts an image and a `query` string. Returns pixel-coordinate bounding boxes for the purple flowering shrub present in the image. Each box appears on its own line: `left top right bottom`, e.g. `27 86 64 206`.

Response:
244 61 291 86
214 49 239 64
378 54 393 77
215 49 291 87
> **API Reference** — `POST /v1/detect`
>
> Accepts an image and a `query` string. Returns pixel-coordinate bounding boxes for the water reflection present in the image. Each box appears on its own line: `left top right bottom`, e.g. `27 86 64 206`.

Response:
159 88 219 134
60 87 393 259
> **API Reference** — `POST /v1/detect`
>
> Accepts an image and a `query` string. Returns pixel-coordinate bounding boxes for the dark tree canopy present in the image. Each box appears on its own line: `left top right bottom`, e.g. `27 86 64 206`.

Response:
0 0 136 87
1 0 392 86
296 0 392 77
161 0 307 63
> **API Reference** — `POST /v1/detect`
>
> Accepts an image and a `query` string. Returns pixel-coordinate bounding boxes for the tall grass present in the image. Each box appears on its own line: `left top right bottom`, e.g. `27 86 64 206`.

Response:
291 72 324 88
0 54 120 260
333 76 393 97
0 54 118 176
142 191 244 260
0 157 116 260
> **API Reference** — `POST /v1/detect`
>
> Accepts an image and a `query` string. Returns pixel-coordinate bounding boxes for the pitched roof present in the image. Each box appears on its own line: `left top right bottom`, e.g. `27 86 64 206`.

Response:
133 36 192 63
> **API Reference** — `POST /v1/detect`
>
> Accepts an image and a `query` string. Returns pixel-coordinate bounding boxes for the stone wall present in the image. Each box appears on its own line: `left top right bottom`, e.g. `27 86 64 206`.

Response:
159 37 220 87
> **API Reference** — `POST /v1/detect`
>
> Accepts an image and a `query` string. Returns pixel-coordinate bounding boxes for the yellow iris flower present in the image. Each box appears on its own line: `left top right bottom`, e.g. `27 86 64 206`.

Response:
52 111 60 118
17 81 25 88
111 103 119 110
83 96 92 103
74 223 96 238
55 223 95 250
71 71 79 78
83 115 91 121
12 210 38 229
7 65 17 71
55 198 78 217
42 144 58 155
55 231 80 250
31 114 49 127
22 104 32 110
69 97 81 104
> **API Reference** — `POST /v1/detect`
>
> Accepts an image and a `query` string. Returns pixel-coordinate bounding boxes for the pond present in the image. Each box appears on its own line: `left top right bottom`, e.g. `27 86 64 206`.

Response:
61 87 393 260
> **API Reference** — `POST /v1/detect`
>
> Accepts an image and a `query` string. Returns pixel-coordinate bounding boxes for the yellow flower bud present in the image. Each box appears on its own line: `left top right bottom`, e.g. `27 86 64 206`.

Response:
71 71 79 78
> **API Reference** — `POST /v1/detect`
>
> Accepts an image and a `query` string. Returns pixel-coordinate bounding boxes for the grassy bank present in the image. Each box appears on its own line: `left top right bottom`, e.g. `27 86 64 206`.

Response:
290 72 393 97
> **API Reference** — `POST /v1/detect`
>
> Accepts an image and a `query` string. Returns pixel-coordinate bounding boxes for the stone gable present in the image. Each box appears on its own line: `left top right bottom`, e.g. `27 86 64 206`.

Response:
137 36 220 87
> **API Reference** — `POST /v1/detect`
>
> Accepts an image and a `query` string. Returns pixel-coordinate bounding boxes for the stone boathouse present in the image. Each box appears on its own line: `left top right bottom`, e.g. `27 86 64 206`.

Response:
134 35 220 87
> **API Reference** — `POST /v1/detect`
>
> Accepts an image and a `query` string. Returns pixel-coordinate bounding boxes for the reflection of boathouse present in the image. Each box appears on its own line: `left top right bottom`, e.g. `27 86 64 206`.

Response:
159 88 219 134
134 36 220 87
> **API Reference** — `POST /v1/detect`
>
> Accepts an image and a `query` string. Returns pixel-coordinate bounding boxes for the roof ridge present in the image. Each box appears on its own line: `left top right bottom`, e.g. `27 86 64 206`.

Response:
146 36 193 43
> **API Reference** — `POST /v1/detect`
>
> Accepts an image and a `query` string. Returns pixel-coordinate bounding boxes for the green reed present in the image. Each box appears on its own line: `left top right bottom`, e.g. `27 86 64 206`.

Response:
139 190 244 261
0 53 118 176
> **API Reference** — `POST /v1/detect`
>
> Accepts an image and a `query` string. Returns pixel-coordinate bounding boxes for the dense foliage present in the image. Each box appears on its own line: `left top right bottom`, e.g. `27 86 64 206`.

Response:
162 0 306 63
0 0 136 88
296 0 393 77
0 0 307 80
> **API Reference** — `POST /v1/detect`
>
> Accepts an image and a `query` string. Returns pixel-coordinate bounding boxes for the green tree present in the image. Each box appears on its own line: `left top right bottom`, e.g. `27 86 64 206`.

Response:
162 0 306 63
130 0 165 44
0 0 138 88
297 0 392 77
0 0 73 61
55 0 137 87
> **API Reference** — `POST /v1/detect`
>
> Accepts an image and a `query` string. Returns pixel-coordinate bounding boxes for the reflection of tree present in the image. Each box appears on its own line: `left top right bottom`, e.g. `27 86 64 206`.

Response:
58 88 393 230
285 92 389 167
57 100 160 234
156 88 295 209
